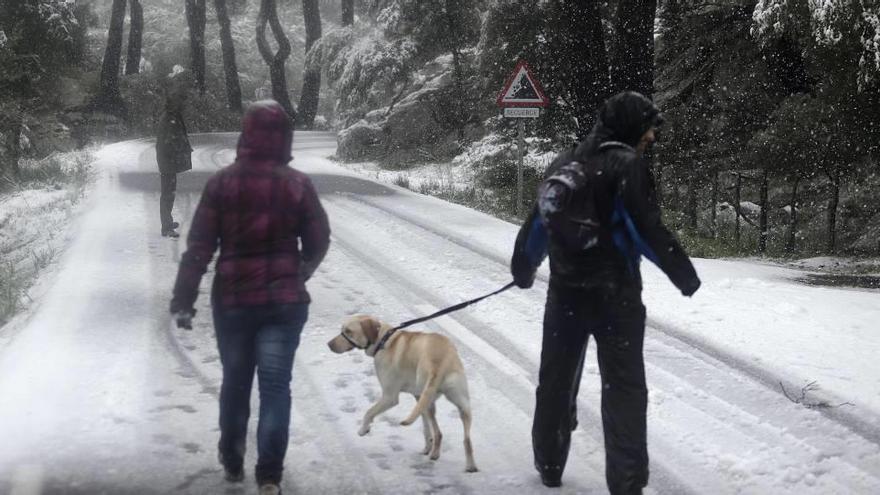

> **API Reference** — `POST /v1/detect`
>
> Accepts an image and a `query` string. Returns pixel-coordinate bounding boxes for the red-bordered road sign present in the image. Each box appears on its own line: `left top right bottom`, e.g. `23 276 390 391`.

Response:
497 60 549 108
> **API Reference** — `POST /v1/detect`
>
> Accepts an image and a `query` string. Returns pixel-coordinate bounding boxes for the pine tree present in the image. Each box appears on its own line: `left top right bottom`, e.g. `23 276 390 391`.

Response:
215 0 243 112
94 0 127 115
185 0 207 94
298 0 323 129
125 0 143 75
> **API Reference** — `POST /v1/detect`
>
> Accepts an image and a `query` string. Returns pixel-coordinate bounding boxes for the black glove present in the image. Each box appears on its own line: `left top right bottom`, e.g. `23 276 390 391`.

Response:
681 277 701 297
512 252 537 289
173 309 196 329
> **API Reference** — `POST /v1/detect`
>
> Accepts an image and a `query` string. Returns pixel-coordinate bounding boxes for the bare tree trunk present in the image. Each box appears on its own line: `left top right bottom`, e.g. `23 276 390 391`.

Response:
827 173 840 254
94 0 127 115
298 0 322 129
449 47 466 140
185 0 207 94
669 166 680 210
125 0 143 75
654 159 664 207
786 176 799 254
257 0 296 121
710 170 718 239
734 173 742 248
341 0 354 26
215 0 243 112
438 0 468 140
0 111 22 180
687 171 697 229
611 0 658 97
758 167 769 253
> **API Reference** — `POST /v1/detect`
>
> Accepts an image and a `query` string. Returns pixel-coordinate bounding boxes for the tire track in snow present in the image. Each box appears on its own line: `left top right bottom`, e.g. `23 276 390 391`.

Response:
324 195 880 493
330 192 880 449
326 219 697 495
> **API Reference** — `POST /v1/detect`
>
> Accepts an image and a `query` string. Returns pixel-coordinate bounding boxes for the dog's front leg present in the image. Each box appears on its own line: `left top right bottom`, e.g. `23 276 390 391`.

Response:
358 394 398 436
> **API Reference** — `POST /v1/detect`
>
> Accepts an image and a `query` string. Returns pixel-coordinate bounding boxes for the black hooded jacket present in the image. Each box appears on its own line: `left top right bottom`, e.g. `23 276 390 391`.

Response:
512 92 700 296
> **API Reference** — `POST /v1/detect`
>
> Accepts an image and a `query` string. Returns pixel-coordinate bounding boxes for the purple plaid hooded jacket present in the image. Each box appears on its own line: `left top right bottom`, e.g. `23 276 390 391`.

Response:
170 101 330 312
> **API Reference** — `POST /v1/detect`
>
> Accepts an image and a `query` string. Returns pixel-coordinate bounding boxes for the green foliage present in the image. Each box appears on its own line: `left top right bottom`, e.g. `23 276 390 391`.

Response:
654 1 880 255
380 0 483 62
753 0 880 91
0 0 87 96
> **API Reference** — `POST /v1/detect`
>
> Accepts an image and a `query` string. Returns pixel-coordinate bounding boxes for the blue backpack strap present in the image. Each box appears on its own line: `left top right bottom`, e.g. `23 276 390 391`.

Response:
525 213 548 267
612 196 660 271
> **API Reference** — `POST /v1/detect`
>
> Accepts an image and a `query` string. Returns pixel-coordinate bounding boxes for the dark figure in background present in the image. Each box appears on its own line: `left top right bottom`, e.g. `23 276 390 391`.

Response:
155 77 193 238
511 91 701 494
170 101 330 495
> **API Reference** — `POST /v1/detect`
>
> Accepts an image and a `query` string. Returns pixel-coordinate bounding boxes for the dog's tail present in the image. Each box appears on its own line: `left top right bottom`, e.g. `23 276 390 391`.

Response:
400 372 441 426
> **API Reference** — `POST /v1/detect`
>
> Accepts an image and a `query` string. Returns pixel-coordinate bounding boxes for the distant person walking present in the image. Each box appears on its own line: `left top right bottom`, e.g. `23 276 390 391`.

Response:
511 91 701 493
155 73 193 238
169 100 330 495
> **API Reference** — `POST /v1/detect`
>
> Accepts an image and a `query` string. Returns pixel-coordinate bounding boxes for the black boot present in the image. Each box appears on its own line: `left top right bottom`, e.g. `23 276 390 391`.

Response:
537 464 563 488
218 450 244 482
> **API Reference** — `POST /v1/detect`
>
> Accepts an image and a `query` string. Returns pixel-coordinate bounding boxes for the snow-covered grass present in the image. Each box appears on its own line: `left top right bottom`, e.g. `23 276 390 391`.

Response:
0 148 95 325
335 132 557 221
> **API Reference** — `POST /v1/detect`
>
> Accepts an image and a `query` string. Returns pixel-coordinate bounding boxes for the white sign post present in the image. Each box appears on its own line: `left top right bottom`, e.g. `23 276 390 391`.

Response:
497 61 549 217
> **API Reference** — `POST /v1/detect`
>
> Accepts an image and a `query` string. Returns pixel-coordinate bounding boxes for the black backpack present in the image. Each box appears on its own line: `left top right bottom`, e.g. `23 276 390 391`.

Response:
539 160 604 253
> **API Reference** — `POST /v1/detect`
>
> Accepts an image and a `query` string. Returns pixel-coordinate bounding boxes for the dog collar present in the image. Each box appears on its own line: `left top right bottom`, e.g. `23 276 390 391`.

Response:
373 328 398 354
340 331 367 350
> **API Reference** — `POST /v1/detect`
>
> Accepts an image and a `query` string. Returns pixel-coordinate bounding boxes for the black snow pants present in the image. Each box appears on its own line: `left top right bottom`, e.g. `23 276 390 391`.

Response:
532 283 649 495
160 172 177 232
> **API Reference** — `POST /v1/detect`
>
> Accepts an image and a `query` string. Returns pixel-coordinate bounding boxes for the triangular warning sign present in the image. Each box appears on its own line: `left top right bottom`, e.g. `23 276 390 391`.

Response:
497 60 549 108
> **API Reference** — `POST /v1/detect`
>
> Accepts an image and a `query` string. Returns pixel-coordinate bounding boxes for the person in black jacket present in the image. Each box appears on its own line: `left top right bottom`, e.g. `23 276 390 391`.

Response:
511 91 701 493
155 75 193 238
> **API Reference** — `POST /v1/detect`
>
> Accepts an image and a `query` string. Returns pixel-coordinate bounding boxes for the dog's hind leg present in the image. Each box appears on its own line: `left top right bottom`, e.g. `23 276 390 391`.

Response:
445 377 478 472
420 409 432 455
359 394 398 436
425 402 442 460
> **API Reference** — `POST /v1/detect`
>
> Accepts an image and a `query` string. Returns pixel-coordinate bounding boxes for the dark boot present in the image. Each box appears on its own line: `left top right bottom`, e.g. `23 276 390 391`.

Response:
218 450 244 482
537 463 563 488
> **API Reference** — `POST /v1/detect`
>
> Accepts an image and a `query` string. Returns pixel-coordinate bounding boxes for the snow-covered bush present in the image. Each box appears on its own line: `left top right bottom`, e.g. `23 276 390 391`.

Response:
752 0 880 91
309 25 418 125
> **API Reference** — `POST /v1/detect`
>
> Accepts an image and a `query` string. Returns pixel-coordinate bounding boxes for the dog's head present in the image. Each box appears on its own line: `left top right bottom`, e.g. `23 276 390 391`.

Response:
327 315 382 354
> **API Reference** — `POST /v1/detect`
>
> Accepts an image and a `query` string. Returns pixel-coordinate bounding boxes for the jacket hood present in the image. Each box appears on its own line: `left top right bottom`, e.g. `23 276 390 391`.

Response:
236 100 293 164
578 91 663 156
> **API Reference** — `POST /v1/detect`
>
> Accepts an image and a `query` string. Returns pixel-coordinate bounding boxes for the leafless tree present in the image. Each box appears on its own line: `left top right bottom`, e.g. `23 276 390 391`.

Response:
215 0 243 112
256 0 296 120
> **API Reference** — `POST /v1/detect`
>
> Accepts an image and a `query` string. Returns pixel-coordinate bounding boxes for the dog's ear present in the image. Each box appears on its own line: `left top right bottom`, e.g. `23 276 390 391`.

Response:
361 317 381 344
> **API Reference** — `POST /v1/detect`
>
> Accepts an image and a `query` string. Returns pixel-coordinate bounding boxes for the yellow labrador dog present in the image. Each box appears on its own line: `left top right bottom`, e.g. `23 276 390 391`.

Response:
327 315 477 472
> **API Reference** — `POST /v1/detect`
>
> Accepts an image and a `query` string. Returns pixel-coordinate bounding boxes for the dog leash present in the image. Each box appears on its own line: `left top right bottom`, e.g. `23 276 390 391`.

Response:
373 281 517 353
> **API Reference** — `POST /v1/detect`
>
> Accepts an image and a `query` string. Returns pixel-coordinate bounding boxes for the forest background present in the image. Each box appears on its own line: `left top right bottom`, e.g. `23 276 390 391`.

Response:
2 0 879 259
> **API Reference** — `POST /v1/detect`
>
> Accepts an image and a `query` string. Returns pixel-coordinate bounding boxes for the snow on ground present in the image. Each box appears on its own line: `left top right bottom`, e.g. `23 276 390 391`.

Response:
335 150 880 422
0 151 95 330
1 134 879 494
786 256 880 274
339 159 474 195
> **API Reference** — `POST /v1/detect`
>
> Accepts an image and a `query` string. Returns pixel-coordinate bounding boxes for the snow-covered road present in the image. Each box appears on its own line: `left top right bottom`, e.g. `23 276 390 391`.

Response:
1 133 878 494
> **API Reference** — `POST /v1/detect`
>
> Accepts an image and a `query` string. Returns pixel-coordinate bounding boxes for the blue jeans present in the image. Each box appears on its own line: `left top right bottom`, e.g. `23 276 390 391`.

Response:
213 303 308 484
